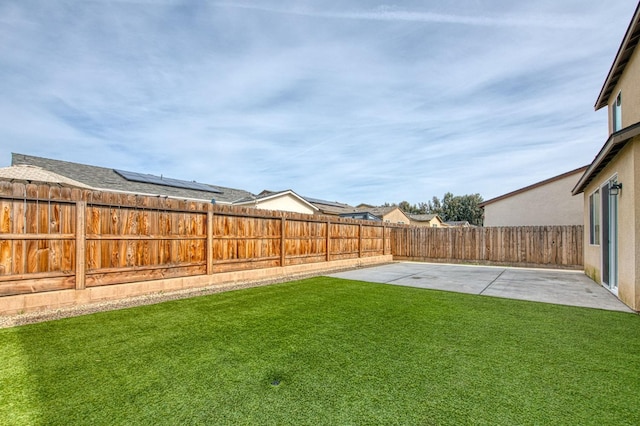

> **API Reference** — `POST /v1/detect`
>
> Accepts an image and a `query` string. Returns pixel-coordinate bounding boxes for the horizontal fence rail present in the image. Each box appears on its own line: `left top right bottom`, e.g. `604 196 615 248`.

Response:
0 182 393 298
391 226 583 269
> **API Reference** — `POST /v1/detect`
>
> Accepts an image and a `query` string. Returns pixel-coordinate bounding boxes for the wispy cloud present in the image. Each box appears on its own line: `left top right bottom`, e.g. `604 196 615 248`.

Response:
212 2 589 29
0 0 634 204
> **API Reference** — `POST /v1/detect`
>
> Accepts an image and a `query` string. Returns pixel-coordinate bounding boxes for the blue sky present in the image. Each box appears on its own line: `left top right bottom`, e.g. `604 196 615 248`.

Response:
0 0 636 205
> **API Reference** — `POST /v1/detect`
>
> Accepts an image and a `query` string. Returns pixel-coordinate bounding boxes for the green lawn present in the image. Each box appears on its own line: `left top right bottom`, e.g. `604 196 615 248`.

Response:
1 277 639 425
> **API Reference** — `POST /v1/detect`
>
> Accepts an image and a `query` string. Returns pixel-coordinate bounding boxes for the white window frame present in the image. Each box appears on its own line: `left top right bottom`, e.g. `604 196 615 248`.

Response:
589 188 600 246
613 91 622 132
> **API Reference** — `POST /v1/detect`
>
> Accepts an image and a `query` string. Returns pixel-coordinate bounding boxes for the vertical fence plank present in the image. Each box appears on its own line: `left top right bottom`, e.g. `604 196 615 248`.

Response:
390 225 583 268
207 209 213 275
382 224 387 255
1 180 585 301
75 201 86 290
280 217 286 267
0 199 11 276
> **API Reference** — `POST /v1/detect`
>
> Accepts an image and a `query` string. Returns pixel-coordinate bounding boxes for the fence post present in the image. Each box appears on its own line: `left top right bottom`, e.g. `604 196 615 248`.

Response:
326 220 331 262
75 201 86 290
382 224 387 255
207 207 213 275
280 217 286 267
358 224 363 258
404 228 408 257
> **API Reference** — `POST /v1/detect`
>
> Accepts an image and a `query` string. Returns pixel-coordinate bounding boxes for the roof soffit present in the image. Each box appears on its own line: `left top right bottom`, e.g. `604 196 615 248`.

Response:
595 2 640 110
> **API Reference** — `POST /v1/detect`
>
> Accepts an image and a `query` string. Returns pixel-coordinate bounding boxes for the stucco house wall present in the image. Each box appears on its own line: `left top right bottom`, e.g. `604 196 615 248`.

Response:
247 194 317 215
608 39 640 132
408 214 444 227
381 209 410 224
575 2 640 311
482 168 585 227
355 206 411 224
581 140 639 310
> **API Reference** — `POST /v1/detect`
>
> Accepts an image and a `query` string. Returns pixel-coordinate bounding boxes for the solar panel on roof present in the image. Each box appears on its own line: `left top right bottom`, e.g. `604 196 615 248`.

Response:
114 169 222 193
304 197 347 208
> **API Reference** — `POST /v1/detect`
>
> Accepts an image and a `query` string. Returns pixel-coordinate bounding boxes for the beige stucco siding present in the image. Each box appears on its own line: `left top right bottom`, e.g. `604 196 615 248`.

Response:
383 209 410 224
582 139 639 310
632 140 640 311
410 218 444 227
254 195 316 215
609 45 640 134
483 172 583 226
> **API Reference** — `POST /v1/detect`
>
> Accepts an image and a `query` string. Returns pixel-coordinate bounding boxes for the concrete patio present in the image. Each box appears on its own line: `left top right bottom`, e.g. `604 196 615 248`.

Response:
329 262 634 313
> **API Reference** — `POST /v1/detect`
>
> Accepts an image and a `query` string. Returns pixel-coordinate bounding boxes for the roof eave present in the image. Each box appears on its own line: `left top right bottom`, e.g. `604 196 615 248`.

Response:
595 2 640 110
233 190 319 211
572 122 640 195
480 165 588 207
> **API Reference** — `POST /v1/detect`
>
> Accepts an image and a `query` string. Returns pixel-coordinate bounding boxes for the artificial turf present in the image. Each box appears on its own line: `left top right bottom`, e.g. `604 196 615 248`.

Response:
1 277 639 425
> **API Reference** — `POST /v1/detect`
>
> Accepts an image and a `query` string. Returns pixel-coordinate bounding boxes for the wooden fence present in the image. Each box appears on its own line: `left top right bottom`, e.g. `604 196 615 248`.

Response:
0 182 392 297
391 226 583 268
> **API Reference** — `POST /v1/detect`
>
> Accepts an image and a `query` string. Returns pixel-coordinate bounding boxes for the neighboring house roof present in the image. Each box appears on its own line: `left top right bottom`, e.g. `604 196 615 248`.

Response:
339 212 382 221
233 189 279 203
0 165 92 188
481 165 588 207
305 197 357 215
408 213 441 222
445 221 473 227
358 206 396 217
356 206 411 224
595 2 640 110
11 153 252 203
305 200 411 221
574 3 640 195
408 213 445 227
572 122 640 195
233 189 319 212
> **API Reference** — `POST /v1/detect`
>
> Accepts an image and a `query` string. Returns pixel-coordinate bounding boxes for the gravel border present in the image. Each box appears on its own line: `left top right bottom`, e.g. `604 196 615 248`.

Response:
0 265 386 329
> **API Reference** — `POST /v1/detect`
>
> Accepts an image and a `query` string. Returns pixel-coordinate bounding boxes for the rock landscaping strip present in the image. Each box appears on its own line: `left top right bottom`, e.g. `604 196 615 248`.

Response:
0 265 389 329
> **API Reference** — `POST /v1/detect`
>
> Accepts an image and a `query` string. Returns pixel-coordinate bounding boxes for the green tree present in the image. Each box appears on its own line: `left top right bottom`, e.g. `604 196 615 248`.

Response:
398 200 413 213
438 192 484 225
440 192 457 221
416 193 484 225
398 201 427 214
387 193 484 225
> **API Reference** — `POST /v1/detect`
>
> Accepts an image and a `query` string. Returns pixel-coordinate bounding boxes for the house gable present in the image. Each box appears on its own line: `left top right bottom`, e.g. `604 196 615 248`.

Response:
595 2 640 112
574 3 640 195
479 166 586 227
233 190 319 215
408 214 444 227
360 206 410 224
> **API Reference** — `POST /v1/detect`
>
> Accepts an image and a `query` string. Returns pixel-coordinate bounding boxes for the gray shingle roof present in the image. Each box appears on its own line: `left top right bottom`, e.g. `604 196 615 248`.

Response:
444 221 473 227
0 165 92 188
358 206 397 217
11 153 252 203
305 197 357 215
408 214 439 222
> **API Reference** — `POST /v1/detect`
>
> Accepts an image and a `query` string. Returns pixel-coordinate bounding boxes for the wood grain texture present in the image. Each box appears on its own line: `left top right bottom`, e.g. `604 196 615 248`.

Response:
0 182 393 295
391 226 583 268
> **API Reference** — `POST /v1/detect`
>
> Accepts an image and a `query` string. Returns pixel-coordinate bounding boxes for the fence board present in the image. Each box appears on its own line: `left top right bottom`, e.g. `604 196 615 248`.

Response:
0 182 395 297
392 226 583 268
